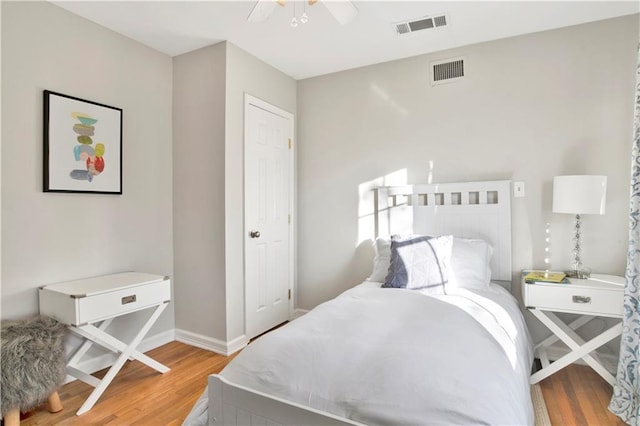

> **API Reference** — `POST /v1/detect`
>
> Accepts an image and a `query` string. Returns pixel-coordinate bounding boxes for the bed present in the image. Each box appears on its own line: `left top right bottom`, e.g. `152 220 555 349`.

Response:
184 180 534 426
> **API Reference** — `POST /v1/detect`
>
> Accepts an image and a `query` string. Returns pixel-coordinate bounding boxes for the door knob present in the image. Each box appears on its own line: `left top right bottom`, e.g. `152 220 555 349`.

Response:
249 230 261 239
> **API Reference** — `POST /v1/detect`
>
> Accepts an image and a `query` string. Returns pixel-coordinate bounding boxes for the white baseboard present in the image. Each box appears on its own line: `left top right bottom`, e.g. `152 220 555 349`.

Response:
64 327 247 384
64 329 175 384
175 328 248 356
292 309 309 320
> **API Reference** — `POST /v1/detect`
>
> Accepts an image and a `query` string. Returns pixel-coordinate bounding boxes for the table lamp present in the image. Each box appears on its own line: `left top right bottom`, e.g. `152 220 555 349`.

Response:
552 175 607 279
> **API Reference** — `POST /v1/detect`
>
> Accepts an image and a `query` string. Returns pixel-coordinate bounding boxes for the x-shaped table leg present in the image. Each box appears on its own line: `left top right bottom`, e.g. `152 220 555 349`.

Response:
529 309 621 385
68 302 170 415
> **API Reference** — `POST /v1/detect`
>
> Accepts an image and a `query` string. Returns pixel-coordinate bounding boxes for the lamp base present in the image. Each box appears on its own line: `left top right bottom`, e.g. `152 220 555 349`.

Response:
565 268 591 279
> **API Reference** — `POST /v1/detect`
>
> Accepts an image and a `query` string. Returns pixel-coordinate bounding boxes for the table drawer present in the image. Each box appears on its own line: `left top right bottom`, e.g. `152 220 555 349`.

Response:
526 284 622 317
75 279 170 325
39 272 172 326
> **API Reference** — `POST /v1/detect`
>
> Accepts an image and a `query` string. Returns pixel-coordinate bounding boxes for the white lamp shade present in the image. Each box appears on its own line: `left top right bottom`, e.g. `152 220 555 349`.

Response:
552 175 607 215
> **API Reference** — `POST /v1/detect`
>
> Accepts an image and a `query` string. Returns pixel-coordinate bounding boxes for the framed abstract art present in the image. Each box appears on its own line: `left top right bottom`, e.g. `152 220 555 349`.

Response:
43 90 122 194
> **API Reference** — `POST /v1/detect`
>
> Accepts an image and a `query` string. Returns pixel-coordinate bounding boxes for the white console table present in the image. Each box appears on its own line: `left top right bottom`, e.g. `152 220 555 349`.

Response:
39 272 171 415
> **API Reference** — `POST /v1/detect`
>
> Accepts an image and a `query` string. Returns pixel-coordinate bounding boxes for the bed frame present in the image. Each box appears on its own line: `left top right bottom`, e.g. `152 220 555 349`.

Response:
207 180 513 425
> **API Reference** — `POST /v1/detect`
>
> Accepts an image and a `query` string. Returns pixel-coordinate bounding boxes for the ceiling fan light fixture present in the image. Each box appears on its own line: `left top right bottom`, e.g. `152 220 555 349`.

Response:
248 0 357 26
290 0 299 27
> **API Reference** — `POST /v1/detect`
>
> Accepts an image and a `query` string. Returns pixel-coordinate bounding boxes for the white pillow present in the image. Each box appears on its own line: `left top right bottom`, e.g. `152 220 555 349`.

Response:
369 236 493 290
448 238 494 290
368 237 391 282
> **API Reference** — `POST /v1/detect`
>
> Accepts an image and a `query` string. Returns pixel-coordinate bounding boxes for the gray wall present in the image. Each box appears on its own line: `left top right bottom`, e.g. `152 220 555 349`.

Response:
296 13 638 336
173 43 227 341
1 1 174 341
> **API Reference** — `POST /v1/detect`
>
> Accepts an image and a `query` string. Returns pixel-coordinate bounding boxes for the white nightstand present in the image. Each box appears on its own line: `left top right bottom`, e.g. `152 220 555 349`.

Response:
523 272 624 385
39 272 171 415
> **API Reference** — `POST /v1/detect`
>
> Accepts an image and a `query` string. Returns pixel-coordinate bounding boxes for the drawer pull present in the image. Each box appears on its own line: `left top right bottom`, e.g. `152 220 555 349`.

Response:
122 295 137 305
572 295 591 304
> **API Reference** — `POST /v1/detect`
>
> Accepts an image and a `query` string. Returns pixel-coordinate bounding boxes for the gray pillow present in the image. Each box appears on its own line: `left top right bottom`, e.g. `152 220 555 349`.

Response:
382 234 453 294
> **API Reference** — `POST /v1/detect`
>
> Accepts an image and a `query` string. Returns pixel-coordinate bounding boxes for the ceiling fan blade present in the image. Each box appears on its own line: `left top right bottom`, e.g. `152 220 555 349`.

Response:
247 0 280 23
322 1 358 25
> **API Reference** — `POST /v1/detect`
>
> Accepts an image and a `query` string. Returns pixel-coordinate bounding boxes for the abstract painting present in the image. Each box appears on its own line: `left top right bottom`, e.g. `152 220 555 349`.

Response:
44 90 122 194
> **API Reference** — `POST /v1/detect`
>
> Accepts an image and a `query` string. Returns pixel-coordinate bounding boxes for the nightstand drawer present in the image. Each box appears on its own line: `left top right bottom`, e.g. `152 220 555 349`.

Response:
75 280 170 324
526 283 622 317
39 272 171 326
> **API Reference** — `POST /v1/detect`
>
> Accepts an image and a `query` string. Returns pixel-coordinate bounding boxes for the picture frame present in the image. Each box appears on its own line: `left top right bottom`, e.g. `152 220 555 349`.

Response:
43 90 123 194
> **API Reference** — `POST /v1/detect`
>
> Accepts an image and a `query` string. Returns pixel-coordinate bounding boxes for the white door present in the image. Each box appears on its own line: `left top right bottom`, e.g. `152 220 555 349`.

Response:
245 95 293 340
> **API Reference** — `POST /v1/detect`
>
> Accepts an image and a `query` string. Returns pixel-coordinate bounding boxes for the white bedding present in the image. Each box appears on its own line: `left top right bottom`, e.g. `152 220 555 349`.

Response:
184 281 534 425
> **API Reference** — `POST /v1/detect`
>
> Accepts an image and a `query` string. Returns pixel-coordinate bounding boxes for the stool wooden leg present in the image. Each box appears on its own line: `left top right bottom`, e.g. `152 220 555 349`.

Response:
4 408 20 426
47 391 63 413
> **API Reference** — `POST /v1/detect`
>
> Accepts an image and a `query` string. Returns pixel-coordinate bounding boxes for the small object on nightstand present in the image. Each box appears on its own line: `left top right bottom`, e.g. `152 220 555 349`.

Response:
523 270 567 284
565 267 592 279
522 270 623 386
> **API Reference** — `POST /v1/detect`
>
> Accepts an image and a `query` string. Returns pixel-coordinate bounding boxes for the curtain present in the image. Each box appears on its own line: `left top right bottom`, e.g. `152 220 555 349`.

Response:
610 43 640 425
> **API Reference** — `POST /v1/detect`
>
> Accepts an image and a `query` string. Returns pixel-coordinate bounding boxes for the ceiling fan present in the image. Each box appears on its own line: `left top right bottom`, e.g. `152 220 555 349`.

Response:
247 0 358 25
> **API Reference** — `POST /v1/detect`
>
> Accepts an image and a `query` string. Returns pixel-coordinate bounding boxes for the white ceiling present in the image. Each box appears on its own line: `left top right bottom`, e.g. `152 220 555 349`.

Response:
52 1 639 80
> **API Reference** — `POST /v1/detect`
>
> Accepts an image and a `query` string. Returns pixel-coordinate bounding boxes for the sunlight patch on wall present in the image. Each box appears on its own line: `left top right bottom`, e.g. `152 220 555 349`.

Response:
357 169 408 246
370 83 409 116
428 160 434 184
377 191 415 238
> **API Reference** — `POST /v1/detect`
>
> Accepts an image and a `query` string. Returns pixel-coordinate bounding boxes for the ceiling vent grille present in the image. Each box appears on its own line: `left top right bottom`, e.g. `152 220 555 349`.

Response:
430 57 465 86
394 14 448 35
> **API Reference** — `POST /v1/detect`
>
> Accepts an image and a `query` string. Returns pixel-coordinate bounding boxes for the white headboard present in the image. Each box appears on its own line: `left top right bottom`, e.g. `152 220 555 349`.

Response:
374 180 512 282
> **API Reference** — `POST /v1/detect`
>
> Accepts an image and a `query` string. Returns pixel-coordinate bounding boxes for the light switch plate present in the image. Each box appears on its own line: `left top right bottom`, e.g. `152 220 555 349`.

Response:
514 181 525 197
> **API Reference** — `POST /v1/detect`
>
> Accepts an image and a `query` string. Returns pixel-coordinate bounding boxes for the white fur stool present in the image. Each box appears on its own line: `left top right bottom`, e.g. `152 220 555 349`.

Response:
1 315 66 425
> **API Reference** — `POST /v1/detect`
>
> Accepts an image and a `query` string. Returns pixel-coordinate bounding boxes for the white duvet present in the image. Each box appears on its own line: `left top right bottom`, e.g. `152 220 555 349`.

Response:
184 281 534 426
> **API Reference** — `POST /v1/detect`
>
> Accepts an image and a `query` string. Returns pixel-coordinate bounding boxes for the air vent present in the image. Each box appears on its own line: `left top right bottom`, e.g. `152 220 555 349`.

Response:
396 23 411 35
394 14 448 35
433 15 447 27
430 57 465 86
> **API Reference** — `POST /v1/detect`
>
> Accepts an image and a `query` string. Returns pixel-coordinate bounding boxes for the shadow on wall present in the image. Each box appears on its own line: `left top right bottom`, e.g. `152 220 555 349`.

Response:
348 168 409 286
357 168 408 247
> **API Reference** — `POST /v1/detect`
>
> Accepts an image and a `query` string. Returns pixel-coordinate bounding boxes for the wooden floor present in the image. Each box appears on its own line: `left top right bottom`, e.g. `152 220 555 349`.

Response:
539 364 626 426
16 341 625 425
18 341 237 425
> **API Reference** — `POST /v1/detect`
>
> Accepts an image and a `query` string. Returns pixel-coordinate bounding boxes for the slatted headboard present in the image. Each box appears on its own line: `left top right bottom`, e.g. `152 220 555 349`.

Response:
374 180 512 282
